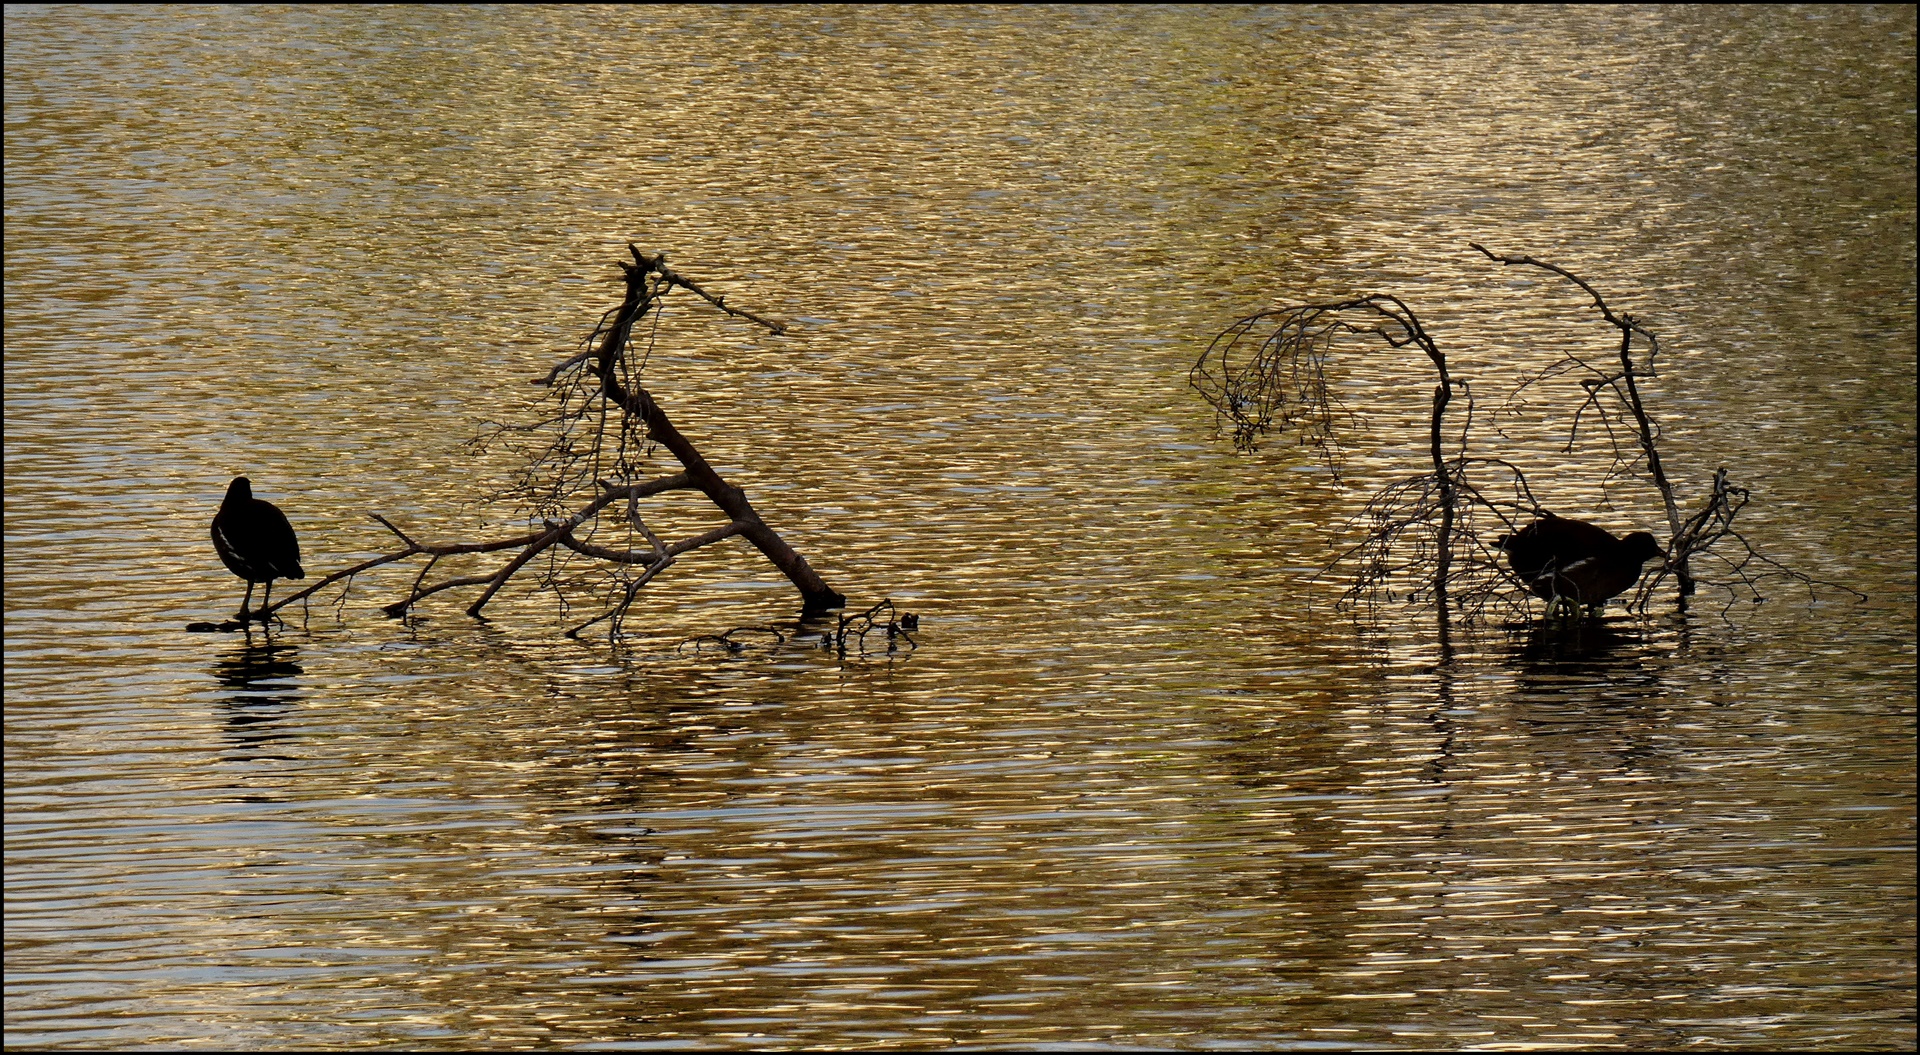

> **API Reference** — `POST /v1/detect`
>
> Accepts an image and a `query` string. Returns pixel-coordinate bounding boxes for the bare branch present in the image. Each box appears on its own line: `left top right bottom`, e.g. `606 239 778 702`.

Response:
535 349 596 387
560 519 743 565
1472 242 1690 597
820 600 918 656
382 574 496 617
1197 245 1844 628
564 555 676 640
210 250 874 643
631 245 788 335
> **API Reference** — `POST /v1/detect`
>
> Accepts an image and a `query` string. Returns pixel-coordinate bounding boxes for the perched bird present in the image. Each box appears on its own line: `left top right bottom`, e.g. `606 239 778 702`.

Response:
1497 513 1665 614
211 477 304 621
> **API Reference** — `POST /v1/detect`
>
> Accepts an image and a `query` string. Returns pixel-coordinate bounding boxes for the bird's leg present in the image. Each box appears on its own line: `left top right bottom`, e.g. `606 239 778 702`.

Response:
259 580 275 621
1548 592 1577 621
235 581 255 622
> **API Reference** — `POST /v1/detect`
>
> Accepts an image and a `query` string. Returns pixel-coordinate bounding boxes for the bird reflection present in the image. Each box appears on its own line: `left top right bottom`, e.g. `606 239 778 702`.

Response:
213 633 305 758
1507 618 1663 706
1504 618 1676 778
1512 617 1635 664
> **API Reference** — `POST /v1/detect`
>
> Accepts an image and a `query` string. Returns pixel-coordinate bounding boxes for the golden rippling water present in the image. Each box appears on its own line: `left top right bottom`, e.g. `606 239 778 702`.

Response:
6 5 1913 1050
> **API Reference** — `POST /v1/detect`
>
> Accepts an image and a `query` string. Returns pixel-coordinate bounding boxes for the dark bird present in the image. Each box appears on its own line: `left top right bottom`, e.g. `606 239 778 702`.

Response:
1497 513 1665 614
211 477 304 621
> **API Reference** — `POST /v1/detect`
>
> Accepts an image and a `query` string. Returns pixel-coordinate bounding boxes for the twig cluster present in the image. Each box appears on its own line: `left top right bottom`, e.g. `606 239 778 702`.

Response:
1190 303 1353 461
670 601 920 658
820 601 918 657
1325 457 1547 623
678 625 787 655
1638 468 1861 614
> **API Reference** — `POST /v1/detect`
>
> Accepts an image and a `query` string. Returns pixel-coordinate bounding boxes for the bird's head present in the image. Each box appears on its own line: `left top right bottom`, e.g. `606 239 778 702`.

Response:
1622 531 1665 565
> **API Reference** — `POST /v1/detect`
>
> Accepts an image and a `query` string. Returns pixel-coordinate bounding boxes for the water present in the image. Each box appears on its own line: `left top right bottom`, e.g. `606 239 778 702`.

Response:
6 6 1914 1050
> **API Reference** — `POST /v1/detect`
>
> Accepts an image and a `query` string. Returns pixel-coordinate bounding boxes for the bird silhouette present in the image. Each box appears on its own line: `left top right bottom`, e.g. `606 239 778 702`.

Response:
1497 513 1664 615
211 477 304 621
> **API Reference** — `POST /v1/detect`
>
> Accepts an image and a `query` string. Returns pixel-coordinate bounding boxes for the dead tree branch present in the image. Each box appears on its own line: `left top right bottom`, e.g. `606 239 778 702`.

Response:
820 600 918 656
1192 294 1472 614
1470 242 1694 598
1197 246 1853 625
261 250 848 642
1638 468 1864 615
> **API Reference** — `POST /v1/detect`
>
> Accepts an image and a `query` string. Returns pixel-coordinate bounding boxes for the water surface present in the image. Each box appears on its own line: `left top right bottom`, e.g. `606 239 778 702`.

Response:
6 6 1914 1050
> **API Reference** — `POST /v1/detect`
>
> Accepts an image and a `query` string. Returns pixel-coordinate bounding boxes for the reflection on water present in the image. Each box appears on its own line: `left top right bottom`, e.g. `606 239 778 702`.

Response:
213 635 304 759
5 4 1913 1051
1510 618 1649 679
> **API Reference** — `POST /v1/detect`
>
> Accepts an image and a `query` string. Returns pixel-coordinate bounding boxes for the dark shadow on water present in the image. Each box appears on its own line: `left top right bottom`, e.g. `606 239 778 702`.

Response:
1508 617 1648 677
1506 617 1671 711
213 629 305 760
1504 617 1676 772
